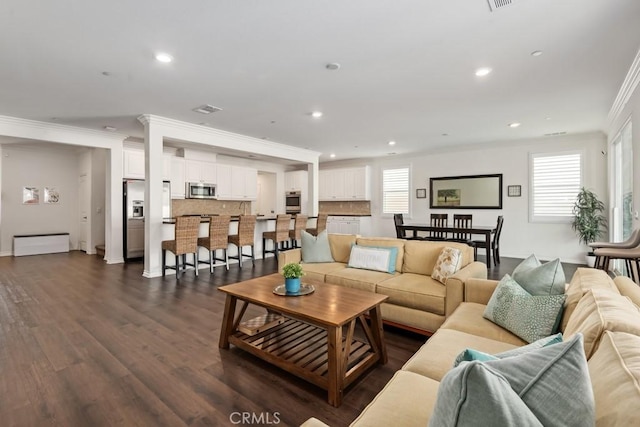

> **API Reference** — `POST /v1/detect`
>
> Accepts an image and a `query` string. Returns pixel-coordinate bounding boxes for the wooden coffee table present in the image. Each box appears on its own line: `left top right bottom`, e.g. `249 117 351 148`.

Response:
218 273 388 407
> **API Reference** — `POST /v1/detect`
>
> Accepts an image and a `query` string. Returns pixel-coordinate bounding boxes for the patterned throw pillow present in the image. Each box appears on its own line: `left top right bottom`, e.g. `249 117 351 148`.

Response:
431 247 463 284
483 274 566 343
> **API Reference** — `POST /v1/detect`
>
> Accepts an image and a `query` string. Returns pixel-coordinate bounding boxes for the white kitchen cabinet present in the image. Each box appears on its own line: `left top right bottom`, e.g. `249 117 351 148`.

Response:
217 165 257 200
284 170 308 191
326 216 371 235
170 157 186 199
319 166 370 201
162 155 172 181
216 164 233 199
123 149 145 179
184 160 217 184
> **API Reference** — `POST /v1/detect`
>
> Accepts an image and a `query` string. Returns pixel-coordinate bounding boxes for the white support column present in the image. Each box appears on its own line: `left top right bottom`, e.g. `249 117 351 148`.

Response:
307 161 319 216
143 123 165 277
105 145 124 263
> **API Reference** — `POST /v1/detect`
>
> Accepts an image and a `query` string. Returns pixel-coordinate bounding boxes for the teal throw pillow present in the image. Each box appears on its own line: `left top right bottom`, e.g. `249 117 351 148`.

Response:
347 245 398 273
430 334 594 427
301 230 334 263
453 333 563 367
483 275 566 343
513 254 566 296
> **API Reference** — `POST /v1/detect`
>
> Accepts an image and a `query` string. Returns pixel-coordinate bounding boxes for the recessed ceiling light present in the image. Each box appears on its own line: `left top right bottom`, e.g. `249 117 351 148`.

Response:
155 53 173 63
101 71 112 76
103 126 117 132
475 67 492 77
326 63 341 70
193 104 222 114
508 122 521 128
545 117 552 120
531 50 543 57
442 133 449 136
329 153 336 158
311 111 323 118
388 141 396 146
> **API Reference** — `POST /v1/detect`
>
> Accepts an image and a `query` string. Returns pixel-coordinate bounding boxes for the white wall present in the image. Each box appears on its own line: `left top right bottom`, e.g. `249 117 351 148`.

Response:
0 144 81 254
321 131 607 264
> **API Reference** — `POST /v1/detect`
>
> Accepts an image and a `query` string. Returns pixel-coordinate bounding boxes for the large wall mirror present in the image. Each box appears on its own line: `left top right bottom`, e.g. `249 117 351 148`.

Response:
430 174 503 209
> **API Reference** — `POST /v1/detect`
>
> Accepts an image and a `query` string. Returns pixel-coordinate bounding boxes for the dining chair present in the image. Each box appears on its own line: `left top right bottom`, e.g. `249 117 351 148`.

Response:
394 213 406 238
590 228 640 269
426 213 448 241
263 214 292 259
593 245 640 283
197 215 231 273
473 215 504 266
162 215 201 278
289 214 308 248
306 213 328 236
228 215 257 268
448 214 474 245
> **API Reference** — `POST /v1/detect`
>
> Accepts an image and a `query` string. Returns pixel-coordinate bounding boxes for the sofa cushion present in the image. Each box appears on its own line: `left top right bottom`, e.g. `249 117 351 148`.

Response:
402 328 518 381
440 302 527 346
350 370 439 427
588 331 640 426
483 275 566 343
562 267 619 332
613 275 640 307
402 240 472 275
512 254 566 296
328 233 358 263
377 273 446 315
356 237 405 272
299 262 347 282
347 245 398 273
431 247 463 284
429 334 594 427
325 268 398 293
564 288 640 358
301 230 334 263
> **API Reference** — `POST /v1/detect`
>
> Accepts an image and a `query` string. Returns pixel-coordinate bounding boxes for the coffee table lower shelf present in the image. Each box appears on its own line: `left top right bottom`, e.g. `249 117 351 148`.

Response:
228 317 379 394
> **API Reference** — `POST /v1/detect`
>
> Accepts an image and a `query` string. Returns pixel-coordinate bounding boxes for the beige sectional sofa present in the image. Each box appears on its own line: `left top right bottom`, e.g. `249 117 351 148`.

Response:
277 234 488 334
303 267 640 426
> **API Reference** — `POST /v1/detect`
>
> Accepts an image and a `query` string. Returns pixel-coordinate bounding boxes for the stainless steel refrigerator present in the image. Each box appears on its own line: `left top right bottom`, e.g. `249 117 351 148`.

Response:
123 180 171 260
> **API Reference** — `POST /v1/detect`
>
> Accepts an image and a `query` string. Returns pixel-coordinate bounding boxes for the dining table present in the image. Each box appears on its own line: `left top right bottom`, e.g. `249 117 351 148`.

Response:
397 223 497 267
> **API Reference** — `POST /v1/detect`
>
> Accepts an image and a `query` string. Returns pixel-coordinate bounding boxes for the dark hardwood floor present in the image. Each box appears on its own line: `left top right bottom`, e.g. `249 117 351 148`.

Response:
0 252 583 427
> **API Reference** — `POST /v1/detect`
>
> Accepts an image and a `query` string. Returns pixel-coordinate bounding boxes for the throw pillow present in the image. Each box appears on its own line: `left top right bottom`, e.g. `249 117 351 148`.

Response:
347 245 398 273
453 333 563 367
431 247 463 284
430 334 595 427
301 230 334 263
512 254 566 296
483 275 566 343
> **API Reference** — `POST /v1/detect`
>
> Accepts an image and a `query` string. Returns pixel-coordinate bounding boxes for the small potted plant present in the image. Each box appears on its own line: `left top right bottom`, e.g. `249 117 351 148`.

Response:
571 187 607 267
282 263 304 293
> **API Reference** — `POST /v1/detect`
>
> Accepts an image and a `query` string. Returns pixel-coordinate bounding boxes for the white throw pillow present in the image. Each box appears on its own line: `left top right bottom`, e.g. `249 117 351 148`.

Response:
348 245 398 273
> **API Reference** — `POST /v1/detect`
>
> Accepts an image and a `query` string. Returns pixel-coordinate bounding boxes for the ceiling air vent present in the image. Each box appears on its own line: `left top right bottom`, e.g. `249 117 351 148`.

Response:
487 0 515 11
193 104 222 114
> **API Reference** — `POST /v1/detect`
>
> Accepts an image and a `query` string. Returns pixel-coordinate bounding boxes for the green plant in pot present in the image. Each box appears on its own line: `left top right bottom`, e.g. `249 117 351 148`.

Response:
282 263 304 293
571 187 607 267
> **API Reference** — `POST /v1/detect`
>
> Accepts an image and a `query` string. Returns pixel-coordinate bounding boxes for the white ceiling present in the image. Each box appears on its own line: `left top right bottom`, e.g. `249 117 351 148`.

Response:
1 0 639 162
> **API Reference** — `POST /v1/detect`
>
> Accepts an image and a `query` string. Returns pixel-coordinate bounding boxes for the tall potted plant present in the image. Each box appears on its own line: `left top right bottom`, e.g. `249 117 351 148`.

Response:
571 187 607 267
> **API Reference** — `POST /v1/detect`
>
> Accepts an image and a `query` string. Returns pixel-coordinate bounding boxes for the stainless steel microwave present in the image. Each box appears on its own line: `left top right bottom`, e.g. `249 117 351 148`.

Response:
186 182 217 199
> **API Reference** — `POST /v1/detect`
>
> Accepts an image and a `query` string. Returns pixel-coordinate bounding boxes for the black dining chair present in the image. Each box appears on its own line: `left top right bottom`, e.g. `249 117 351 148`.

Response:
448 214 474 246
426 213 448 241
473 215 504 266
394 213 406 238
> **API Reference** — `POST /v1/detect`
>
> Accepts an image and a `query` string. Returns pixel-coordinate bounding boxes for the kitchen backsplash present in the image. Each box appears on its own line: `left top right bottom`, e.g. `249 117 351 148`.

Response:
319 201 371 215
172 199 251 217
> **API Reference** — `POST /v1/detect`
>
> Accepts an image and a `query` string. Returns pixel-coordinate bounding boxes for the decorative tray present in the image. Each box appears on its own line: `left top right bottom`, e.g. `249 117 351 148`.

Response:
273 283 315 297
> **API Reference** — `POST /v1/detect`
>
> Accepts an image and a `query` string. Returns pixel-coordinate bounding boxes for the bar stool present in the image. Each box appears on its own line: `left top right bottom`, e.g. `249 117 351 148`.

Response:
263 214 291 259
228 215 256 268
197 215 231 273
162 216 201 278
590 228 640 269
289 214 308 248
594 245 640 283
306 213 328 236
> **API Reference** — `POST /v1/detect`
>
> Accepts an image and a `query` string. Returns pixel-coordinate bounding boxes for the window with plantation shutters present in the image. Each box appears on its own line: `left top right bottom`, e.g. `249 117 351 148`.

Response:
530 151 582 222
382 167 409 214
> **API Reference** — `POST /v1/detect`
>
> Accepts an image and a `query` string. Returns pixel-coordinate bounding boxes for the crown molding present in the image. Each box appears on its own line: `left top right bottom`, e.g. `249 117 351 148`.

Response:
608 47 640 127
137 114 321 163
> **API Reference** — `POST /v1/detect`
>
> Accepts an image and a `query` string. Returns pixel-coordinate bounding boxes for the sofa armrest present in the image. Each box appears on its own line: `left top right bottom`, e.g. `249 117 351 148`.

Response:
300 418 330 427
444 261 488 317
277 248 302 273
465 278 500 305
614 275 640 307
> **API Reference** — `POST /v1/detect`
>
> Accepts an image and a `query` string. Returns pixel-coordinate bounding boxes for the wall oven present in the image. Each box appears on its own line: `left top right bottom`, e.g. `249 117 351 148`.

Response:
285 191 301 214
186 182 217 199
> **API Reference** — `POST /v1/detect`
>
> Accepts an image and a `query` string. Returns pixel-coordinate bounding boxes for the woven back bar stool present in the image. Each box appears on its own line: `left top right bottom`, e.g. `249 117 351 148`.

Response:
197 215 231 273
289 214 308 248
162 216 201 278
306 213 328 236
263 214 292 259
228 215 257 268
